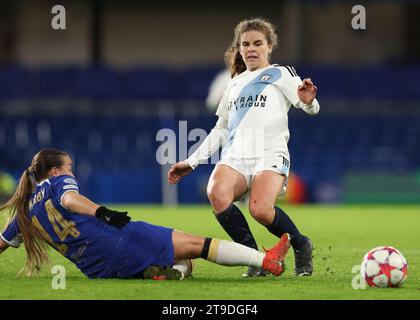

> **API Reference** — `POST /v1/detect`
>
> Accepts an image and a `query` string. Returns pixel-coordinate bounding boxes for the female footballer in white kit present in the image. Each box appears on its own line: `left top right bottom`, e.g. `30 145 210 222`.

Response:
168 18 319 277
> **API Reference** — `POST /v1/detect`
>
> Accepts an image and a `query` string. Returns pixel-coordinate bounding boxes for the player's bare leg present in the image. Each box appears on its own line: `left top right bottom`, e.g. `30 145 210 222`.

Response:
248 171 285 226
207 165 265 277
249 171 313 276
207 164 248 213
172 230 205 259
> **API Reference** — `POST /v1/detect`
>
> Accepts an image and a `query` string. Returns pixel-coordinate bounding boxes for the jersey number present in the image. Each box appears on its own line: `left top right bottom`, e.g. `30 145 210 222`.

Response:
32 200 80 255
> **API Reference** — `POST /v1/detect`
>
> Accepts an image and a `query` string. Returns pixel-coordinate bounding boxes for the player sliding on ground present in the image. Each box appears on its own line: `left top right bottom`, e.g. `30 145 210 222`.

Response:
0 148 290 280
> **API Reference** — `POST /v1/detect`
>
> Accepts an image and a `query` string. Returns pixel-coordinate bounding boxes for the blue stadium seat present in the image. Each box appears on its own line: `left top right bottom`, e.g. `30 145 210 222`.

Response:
30 67 76 98
298 66 356 99
402 65 420 99
73 66 121 100
122 67 175 100
176 67 221 100
0 66 29 99
352 67 405 100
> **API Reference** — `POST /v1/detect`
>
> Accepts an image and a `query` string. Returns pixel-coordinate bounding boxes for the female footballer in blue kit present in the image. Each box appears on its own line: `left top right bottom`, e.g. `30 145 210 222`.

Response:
168 18 319 277
0 149 290 279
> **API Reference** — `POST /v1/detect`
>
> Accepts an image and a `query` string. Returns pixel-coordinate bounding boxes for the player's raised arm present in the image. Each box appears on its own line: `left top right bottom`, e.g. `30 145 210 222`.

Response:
276 66 320 115
297 78 320 115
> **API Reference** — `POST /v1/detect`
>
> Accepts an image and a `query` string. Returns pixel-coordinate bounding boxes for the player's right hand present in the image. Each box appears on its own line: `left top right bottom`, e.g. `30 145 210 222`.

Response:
167 161 193 185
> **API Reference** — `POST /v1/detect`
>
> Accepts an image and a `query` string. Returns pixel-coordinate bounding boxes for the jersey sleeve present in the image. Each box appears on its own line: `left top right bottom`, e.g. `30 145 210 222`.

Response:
273 65 303 106
52 175 80 208
186 117 228 169
1 217 22 248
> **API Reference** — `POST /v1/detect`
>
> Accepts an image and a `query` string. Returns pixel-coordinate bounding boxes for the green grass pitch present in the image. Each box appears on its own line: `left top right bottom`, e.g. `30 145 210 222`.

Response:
0 205 419 300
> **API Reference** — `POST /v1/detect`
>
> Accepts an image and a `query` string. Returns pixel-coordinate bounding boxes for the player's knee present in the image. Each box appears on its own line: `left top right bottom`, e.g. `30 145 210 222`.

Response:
249 202 273 225
207 183 231 213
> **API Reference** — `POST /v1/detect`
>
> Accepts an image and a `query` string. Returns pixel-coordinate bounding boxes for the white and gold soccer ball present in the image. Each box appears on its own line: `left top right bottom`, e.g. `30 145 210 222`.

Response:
360 246 408 288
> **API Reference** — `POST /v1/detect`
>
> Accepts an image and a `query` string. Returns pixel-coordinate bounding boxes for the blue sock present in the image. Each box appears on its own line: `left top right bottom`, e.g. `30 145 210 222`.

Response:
215 203 259 250
267 206 305 249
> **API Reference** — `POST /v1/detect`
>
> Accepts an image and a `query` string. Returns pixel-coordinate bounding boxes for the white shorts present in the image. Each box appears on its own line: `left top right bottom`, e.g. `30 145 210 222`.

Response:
216 154 290 198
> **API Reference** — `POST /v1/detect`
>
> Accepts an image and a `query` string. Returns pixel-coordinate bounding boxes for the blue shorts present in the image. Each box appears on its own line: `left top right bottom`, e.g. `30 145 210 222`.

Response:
84 221 175 279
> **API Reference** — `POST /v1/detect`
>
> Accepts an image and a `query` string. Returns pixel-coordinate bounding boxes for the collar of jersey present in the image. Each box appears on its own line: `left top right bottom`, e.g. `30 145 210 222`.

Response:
36 179 51 186
240 64 275 77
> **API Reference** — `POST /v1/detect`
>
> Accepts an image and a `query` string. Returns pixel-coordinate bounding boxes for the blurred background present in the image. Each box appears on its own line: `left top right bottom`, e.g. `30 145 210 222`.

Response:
0 0 420 204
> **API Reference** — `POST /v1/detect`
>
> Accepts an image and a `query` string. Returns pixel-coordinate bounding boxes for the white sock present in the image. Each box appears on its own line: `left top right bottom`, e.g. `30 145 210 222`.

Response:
206 239 264 268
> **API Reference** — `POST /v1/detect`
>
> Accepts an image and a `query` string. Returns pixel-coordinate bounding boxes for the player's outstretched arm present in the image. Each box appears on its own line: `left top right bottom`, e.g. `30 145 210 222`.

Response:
167 117 228 185
277 67 320 115
62 191 99 216
62 191 131 228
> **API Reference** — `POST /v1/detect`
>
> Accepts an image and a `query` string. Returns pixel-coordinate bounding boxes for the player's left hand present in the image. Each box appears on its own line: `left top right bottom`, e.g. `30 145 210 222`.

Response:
298 78 317 105
95 206 131 229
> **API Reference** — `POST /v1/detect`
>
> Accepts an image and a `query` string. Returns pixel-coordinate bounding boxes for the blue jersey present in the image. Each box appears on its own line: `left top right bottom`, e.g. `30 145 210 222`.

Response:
0 175 174 278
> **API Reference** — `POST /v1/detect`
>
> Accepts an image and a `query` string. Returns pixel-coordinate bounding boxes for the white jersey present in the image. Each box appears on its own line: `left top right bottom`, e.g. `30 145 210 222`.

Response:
186 64 319 170
216 64 319 161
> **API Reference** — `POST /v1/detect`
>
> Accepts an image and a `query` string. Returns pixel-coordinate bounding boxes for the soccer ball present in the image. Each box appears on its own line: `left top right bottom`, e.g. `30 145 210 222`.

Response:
360 246 408 288
172 259 194 279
